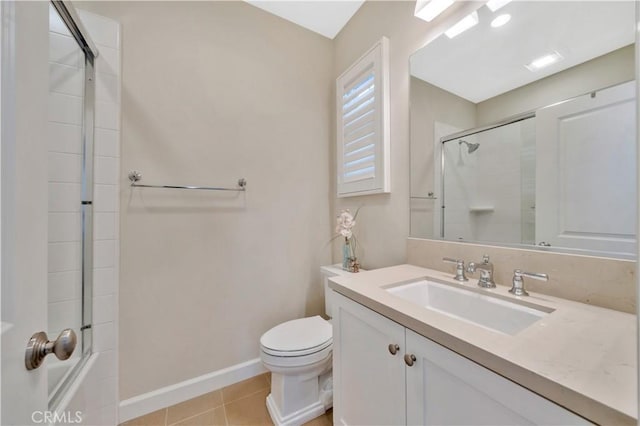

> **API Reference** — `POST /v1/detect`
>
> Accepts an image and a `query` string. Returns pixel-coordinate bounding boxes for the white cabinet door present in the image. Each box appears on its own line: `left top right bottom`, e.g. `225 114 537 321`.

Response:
332 292 406 426
535 81 636 255
405 329 590 425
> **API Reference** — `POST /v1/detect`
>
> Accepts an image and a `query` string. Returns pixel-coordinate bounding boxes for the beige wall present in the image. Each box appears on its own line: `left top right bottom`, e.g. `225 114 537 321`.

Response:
331 1 479 269
77 1 333 399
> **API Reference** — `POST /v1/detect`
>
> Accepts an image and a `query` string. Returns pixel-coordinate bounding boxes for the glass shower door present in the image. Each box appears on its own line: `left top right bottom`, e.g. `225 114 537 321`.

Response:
47 1 94 408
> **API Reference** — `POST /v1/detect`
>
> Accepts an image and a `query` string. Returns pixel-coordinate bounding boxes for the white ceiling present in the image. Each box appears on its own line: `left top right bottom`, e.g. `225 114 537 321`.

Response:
245 0 365 39
410 1 635 103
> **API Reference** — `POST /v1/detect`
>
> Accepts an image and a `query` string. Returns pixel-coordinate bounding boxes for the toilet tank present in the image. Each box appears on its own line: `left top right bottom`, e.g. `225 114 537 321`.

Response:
320 264 364 318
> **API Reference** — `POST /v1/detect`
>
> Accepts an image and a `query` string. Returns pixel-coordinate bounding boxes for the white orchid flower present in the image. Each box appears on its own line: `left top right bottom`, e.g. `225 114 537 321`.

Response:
336 209 356 240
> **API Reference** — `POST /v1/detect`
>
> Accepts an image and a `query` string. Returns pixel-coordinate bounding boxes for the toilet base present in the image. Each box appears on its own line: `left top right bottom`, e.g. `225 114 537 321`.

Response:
264 368 333 426
266 393 326 426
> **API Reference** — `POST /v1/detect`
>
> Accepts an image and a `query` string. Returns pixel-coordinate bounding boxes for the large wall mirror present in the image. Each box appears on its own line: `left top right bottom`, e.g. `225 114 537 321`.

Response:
410 1 637 259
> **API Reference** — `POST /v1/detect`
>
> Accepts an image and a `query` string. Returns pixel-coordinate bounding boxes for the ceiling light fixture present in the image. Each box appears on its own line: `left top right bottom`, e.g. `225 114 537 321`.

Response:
486 0 512 12
445 11 479 39
414 0 454 22
490 14 511 28
525 51 564 71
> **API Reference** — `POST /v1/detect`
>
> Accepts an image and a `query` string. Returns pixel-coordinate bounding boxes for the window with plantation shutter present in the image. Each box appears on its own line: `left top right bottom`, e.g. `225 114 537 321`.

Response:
336 37 390 197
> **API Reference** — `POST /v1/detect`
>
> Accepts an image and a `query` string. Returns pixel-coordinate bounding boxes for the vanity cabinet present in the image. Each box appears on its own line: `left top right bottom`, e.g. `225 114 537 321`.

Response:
332 291 590 426
332 290 406 425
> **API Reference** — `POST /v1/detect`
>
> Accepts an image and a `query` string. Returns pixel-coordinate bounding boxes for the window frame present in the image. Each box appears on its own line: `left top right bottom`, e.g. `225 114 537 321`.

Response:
336 36 390 197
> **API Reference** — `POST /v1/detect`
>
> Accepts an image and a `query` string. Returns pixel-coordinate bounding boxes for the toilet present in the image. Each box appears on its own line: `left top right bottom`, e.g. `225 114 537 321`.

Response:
260 265 356 426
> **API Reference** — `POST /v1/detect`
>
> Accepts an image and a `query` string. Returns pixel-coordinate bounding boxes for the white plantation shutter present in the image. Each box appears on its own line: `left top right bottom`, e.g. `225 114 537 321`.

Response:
337 37 390 197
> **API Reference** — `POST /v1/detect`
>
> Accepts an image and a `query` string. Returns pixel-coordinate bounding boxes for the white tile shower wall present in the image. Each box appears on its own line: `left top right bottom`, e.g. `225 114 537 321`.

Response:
472 124 522 243
57 9 120 425
442 121 525 244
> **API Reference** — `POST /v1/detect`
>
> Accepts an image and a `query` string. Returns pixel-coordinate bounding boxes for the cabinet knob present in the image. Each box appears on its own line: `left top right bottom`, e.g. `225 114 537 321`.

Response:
388 344 400 355
404 353 417 366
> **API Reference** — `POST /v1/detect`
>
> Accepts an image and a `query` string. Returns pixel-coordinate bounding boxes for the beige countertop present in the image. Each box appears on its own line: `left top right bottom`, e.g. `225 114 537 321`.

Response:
329 264 637 425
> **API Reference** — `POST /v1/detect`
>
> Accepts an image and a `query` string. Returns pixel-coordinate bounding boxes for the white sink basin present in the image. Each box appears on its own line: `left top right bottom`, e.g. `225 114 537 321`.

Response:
386 279 552 335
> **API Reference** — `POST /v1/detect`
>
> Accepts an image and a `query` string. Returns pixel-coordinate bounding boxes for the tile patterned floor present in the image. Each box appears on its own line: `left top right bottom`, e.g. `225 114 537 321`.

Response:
120 373 333 426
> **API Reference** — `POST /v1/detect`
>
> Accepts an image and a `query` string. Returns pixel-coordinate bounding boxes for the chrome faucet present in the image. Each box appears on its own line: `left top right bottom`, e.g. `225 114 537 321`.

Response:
442 257 468 282
510 270 549 296
466 254 496 288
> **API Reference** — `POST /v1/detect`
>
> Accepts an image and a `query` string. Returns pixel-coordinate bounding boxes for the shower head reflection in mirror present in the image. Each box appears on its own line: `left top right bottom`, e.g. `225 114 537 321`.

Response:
458 139 480 154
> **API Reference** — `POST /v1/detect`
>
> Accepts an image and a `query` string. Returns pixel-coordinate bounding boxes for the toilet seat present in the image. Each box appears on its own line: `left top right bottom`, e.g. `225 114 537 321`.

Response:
260 316 332 357
261 344 332 370
261 339 332 357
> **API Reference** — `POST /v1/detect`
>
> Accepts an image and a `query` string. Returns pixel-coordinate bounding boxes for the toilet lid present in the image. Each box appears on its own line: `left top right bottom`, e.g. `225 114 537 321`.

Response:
260 316 332 355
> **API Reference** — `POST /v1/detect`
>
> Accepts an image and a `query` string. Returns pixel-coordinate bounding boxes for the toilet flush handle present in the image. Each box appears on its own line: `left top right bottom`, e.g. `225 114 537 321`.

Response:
388 344 400 355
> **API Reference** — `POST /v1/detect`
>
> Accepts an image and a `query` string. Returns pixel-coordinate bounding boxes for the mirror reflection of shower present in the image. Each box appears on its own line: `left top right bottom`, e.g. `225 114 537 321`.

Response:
441 115 536 245
459 139 480 154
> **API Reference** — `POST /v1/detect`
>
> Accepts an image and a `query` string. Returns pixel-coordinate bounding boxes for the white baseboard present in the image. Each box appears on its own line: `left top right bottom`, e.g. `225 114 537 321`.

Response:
118 358 267 423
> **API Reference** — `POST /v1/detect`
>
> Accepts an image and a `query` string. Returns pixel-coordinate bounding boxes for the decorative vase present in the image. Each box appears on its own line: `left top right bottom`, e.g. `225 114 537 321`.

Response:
342 238 350 271
341 237 360 273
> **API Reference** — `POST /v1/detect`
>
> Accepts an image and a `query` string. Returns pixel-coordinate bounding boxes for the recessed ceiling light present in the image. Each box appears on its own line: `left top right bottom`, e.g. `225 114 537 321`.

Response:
490 14 511 28
415 0 455 22
486 0 512 12
525 51 564 71
445 11 479 39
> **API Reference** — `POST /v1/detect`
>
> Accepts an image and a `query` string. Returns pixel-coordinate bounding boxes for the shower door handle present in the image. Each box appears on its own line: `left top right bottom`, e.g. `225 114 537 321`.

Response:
25 329 77 370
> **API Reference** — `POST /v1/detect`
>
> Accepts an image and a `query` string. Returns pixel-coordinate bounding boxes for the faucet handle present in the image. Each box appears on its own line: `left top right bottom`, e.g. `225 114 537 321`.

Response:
442 258 468 282
515 270 549 281
482 254 490 264
510 269 549 296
